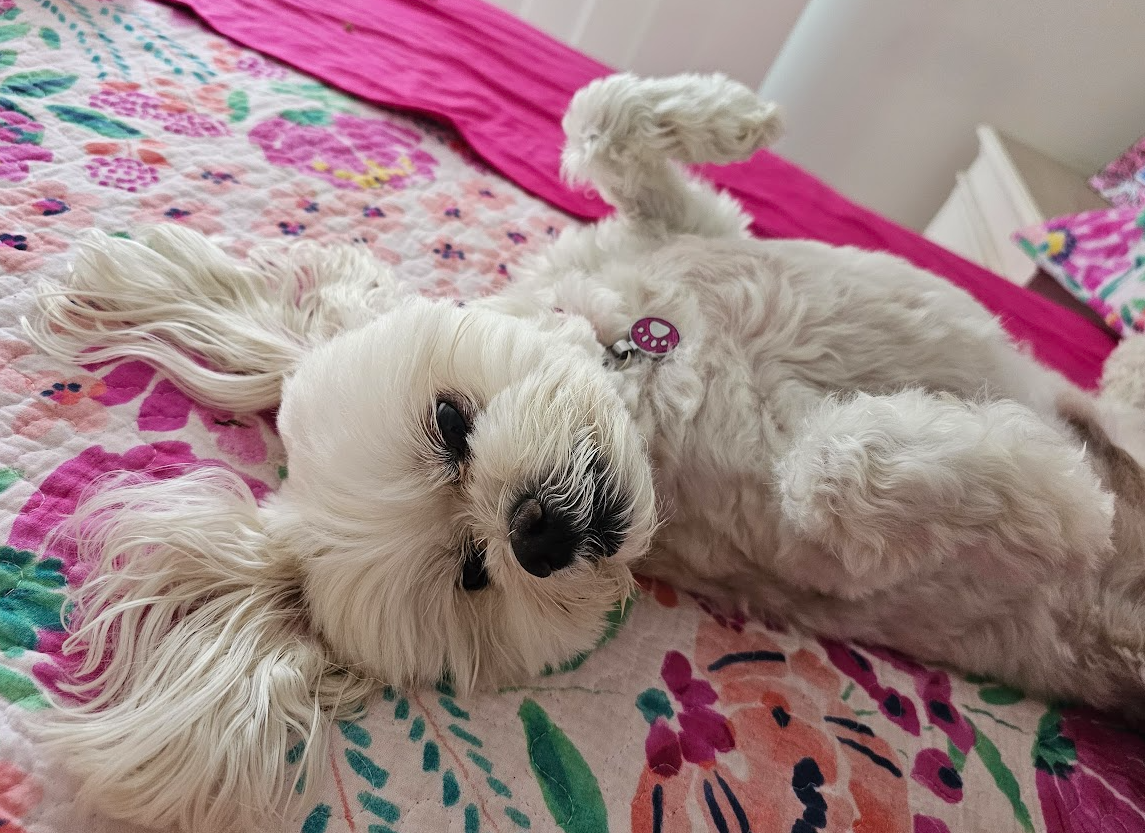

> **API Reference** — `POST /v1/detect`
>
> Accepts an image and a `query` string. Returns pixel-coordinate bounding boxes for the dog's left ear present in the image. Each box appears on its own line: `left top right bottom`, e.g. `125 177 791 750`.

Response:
24 225 410 413
34 468 375 833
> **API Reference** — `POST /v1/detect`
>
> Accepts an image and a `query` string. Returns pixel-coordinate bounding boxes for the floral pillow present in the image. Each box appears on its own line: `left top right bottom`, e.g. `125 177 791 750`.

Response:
1014 205 1145 335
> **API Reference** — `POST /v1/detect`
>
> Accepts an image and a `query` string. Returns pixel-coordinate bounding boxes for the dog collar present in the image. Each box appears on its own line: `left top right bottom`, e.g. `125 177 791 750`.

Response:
609 316 680 361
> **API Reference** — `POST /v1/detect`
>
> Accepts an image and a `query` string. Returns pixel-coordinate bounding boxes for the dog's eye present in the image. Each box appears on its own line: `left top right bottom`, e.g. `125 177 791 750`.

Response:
460 541 489 591
435 400 470 461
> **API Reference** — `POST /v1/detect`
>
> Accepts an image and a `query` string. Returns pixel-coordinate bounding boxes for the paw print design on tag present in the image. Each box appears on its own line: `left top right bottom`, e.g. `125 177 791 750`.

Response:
630 317 679 356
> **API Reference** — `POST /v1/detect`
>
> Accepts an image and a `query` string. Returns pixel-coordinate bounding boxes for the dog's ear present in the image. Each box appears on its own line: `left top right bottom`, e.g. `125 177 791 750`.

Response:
23 225 409 412
35 468 375 833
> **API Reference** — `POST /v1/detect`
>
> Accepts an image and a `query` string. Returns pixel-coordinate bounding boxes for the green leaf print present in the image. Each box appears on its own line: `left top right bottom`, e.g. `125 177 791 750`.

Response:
0 23 30 43
0 666 48 710
0 50 15 68
0 467 20 493
0 96 41 143
38 27 60 50
345 748 389 789
269 81 357 111
1031 707 1077 776
0 69 77 98
45 104 142 138
300 803 331 833
519 698 608 833
978 684 1024 706
226 89 249 123
281 108 331 126
0 547 66 653
967 717 1034 833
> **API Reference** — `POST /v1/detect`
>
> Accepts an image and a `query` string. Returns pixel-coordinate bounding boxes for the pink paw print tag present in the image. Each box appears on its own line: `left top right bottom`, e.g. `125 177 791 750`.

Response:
610 316 680 361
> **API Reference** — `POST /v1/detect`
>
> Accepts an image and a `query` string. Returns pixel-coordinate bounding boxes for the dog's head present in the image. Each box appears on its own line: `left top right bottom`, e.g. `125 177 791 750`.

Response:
266 296 657 690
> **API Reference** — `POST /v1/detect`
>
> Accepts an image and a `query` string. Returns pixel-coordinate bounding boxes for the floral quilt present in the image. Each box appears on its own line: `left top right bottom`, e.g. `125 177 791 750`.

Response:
1 2 1143 832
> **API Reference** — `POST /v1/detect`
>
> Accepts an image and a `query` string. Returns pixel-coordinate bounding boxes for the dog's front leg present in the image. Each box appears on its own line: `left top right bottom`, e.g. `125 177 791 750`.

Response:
773 389 1115 599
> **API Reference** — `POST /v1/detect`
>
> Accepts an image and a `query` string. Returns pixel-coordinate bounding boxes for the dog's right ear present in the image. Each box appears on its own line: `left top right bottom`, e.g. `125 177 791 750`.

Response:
35 467 376 832
23 225 408 412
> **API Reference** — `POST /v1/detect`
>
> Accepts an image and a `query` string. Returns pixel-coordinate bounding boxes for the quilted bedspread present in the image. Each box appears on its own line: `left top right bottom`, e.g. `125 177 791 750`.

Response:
0 2 1143 832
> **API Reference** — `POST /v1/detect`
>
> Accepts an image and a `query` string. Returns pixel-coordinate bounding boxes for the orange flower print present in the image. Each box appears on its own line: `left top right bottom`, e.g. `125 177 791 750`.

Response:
0 761 43 833
636 574 679 608
632 619 910 833
6 371 109 440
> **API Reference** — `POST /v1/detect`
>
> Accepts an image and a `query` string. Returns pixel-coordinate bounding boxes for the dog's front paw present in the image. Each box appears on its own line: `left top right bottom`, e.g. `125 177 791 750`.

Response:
561 72 782 183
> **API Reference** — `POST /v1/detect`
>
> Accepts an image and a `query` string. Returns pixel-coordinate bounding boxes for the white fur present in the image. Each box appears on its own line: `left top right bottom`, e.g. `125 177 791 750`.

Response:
22 71 1145 831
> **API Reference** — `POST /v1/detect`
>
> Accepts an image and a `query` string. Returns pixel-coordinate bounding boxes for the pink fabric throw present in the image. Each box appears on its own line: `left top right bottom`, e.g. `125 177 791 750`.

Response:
163 0 1115 388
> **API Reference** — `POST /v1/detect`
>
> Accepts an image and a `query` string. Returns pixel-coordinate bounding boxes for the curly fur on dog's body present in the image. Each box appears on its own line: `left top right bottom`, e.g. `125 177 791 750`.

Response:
23 73 1145 831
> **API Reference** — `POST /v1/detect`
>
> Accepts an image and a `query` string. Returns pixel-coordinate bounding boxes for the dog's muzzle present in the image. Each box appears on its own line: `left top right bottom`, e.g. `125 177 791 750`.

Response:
508 484 630 578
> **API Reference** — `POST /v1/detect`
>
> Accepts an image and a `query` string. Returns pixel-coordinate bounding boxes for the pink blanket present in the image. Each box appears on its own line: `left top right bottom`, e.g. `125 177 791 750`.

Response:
164 0 1116 388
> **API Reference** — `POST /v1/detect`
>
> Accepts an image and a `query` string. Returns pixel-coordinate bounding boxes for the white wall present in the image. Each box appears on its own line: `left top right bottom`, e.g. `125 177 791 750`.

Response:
760 0 1145 229
488 0 808 89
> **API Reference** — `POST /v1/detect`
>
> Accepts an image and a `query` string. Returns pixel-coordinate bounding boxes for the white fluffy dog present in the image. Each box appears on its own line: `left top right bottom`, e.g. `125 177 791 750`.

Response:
24 72 1145 831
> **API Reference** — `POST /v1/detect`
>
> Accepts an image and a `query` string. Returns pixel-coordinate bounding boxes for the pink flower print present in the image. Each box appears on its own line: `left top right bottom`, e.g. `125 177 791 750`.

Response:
1035 707 1145 833
7 442 273 570
460 178 516 211
0 105 52 183
0 339 33 366
422 277 463 301
0 145 53 183
89 84 163 119
89 359 159 406
867 646 974 752
183 81 237 116
0 0 15 11
235 54 289 80
911 748 962 803
0 229 68 274
0 761 43 833
420 190 464 221
913 816 952 833
241 182 407 261
0 180 100 229
162 111 229 138
89 83 229 138
523 212 570 241
425 237 502 278
822 641 921 735
139 379 268 464
189 165 245 189
132 193 225 235
86 156 160 192
641 651 735 777
209 41 289 79
249 113 438 191
6 371 108 440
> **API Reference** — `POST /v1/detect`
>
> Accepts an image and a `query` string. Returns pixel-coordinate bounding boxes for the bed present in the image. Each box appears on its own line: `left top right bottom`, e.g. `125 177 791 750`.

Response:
0 1 1141 831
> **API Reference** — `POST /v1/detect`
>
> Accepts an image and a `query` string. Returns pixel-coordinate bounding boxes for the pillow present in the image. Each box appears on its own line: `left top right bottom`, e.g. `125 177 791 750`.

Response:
1014 205 1145 336
1090 134 1145 208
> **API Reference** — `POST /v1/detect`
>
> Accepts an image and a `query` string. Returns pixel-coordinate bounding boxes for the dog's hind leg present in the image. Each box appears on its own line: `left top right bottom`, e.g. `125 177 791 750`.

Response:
560 73 783 238
774 389 1115 599
23 225 405 412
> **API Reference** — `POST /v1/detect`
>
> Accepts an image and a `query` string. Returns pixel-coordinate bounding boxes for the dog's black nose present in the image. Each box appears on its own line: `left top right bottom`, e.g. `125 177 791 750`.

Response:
509 497 580 578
